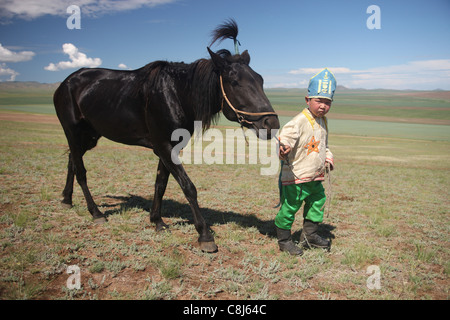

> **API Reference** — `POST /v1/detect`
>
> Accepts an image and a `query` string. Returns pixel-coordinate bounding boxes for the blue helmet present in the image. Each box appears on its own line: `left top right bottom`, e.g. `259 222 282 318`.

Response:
307 68 337 101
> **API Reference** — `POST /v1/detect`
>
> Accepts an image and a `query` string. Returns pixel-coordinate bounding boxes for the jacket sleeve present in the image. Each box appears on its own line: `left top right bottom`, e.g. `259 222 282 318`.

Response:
279 118 300 149
325 133 334 170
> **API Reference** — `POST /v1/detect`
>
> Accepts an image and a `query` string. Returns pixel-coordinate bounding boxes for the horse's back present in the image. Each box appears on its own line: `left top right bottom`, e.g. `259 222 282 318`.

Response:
54 67 154 148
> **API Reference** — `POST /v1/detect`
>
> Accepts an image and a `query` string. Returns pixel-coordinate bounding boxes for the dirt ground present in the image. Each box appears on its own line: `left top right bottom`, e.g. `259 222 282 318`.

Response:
1 110 448 301
2 110 449 126
0 112 59 124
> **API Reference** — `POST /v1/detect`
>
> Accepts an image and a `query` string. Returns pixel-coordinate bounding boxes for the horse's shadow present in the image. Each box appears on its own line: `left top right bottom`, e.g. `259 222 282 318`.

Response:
102 194 335 241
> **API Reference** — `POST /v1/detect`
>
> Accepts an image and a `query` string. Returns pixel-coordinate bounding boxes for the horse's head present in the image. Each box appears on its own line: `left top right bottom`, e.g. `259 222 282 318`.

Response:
208 47 280 140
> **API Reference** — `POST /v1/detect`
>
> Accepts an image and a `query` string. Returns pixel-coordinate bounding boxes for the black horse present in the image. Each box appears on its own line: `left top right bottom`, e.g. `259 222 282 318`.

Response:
53 20 279 252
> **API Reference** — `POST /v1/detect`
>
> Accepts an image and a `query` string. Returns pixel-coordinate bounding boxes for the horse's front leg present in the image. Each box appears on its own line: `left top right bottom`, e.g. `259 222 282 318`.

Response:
156 145 217 253
150 159 170 231
175 167 217 253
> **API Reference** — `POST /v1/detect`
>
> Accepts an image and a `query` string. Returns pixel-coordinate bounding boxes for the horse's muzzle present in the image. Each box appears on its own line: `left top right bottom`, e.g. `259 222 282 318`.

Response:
256 115 280 140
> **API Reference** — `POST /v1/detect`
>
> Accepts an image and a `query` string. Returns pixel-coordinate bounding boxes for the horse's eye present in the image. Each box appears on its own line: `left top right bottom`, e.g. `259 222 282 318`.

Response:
231 80 239 87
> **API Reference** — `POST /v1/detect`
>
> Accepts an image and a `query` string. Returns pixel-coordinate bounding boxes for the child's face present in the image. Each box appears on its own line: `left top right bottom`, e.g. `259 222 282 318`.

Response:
305 97 332 118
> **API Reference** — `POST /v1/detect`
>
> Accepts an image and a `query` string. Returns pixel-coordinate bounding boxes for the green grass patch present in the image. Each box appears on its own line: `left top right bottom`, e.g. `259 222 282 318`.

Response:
0 87 448 300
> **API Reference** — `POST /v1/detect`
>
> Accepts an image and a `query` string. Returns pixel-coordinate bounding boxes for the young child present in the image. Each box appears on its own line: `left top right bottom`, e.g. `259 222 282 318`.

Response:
275 68 336 256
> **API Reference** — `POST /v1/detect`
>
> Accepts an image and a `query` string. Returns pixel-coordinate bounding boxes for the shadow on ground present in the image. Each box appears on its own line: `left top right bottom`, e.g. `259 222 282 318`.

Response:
101 194 335 241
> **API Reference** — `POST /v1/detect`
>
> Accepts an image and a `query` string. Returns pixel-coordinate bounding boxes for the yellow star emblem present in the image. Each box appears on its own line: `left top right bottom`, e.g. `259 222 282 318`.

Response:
305 136 320 155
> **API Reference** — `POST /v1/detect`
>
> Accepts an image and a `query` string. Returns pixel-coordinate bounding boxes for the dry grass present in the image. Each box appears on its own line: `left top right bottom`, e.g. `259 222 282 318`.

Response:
0 117 448 300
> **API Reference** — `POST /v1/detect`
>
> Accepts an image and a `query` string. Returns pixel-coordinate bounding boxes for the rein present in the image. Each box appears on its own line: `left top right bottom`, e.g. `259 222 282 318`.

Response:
219 75 277 125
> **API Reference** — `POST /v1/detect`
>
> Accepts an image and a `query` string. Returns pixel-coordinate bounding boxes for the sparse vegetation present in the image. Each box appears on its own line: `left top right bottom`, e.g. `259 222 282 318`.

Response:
0 87 448 300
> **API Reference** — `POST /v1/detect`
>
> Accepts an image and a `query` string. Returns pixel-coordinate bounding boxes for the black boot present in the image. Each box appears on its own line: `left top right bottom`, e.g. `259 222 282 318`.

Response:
300 219 331 251
276 226 303 256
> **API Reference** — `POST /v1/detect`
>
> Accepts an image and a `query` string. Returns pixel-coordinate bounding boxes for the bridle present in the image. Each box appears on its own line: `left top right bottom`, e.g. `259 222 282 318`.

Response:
219 75 277 126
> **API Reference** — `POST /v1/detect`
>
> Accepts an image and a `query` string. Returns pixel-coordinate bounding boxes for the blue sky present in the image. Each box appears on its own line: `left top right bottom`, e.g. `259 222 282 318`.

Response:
0 0 449 89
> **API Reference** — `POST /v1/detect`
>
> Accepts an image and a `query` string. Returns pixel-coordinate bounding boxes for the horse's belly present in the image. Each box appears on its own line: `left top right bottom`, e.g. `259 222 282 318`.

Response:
82 105 153 148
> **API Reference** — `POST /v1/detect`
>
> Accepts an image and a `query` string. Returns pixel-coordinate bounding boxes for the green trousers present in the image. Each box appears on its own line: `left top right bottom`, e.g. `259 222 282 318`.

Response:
275 181 326 230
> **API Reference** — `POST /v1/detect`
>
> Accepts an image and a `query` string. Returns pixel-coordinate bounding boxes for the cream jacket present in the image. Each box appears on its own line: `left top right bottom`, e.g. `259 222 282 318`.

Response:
279 108 334 185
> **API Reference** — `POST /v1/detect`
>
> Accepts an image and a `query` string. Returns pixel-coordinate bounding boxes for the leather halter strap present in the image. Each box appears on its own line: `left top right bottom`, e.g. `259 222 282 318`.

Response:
219 75 277 125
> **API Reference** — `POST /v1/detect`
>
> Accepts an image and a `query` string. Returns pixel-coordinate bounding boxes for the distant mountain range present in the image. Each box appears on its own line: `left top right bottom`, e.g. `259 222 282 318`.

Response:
0 81 60 92
0 81 448 93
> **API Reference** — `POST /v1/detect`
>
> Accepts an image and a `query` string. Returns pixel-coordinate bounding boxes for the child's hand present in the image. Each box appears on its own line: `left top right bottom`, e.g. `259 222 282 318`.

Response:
279 145 291 160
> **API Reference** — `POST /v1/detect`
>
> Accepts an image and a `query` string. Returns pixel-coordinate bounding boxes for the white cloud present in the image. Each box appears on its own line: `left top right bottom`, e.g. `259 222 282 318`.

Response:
118 63 128 69
289 67 358 75
0 63 19 81
282 59 450 90
0 43 35 62
45 43 101 71
0 0 177 20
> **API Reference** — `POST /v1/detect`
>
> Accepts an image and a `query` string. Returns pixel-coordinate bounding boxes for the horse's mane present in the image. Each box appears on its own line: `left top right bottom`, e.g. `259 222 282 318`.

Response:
141 59 219 132
188 48 251 131
188 59 221 131
144 19 243 132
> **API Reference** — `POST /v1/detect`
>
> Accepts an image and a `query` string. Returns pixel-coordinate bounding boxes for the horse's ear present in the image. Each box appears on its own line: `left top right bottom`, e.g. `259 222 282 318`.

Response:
207 47 226 71
241 50 250 65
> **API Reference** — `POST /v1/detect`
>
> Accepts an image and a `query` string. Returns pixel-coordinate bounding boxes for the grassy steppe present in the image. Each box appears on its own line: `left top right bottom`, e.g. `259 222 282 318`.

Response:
0 84 448 300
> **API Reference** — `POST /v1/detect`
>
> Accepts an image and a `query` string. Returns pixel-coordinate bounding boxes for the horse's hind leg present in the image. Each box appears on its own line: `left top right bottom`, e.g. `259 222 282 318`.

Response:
65 122 106 223
150 159 170 231
74 154 106 223
61 153 75 208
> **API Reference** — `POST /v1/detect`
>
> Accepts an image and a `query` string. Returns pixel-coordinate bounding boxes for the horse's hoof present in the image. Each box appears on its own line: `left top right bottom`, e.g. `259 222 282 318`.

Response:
199 241 218 253
155 222 170 232
93 216 107 224
61 201 73 209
